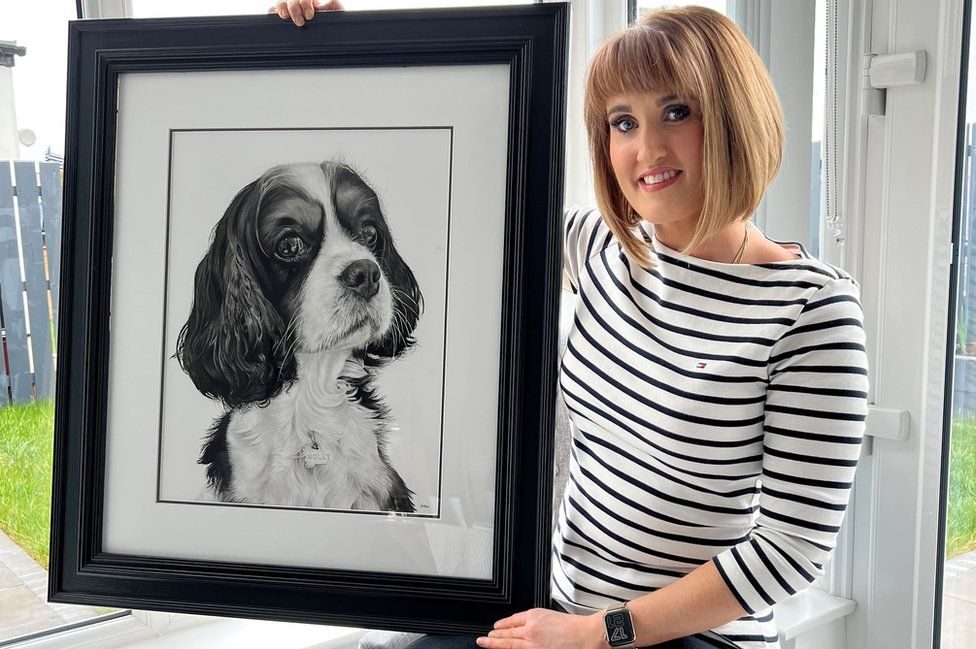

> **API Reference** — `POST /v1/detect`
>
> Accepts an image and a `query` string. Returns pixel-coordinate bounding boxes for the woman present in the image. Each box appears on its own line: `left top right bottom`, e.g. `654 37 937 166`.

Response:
274 3 869 649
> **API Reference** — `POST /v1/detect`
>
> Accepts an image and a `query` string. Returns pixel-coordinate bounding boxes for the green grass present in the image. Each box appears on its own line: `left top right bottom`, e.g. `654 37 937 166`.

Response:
947 418 976 558
0 399 54 569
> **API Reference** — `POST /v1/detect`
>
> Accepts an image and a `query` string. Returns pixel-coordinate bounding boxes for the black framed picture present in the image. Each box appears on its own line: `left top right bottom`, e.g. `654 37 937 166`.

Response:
49 4 568 634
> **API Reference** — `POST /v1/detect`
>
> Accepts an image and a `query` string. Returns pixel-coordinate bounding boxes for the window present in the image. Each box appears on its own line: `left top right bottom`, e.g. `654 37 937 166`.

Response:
0 2 130 645
633 0 728 19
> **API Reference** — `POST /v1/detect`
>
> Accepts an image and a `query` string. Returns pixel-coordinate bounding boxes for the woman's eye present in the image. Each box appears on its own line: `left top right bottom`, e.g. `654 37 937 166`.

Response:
610 116 637 133
275 235 307 260
664 105 691 122
360 224 378 246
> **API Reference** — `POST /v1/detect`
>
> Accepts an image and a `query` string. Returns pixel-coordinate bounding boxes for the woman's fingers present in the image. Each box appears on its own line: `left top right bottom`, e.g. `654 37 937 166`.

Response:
272 0 344 24
493 611 528 629
286 0 305 25
274 0 289 19
475 638 524 649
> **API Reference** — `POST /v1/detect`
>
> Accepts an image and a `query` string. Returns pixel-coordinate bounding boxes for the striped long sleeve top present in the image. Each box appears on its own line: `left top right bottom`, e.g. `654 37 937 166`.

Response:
552 206 870 649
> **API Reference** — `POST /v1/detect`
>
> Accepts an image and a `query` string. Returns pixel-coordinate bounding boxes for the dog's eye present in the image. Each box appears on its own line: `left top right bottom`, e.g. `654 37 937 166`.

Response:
360 224 378 247
275 235 307 260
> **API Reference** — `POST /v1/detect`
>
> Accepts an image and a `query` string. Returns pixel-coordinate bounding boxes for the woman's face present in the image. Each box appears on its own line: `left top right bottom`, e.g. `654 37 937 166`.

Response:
605 90 705 227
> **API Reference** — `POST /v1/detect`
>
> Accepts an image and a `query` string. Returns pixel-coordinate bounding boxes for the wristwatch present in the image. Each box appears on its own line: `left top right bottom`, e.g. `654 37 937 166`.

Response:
602 602 637 649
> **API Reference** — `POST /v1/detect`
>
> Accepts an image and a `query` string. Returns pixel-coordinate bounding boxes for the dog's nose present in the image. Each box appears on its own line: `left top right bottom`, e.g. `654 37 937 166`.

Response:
339 259 381 300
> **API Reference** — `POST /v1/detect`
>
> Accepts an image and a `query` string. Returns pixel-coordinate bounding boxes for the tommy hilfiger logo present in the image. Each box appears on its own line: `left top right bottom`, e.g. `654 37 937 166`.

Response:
696 362 708 369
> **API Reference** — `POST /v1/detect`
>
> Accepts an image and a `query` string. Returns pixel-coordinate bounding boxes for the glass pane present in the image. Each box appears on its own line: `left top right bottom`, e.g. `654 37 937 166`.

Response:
810 0 825 259
0 1 123 644
129 0 533 18
943 4 976 647
635 0 729 19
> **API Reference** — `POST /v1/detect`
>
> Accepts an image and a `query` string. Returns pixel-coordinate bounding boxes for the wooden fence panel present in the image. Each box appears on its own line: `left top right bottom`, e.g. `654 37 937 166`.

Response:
0 161 32 404
956 125 976 416
39 163 62 336
13 162 54 400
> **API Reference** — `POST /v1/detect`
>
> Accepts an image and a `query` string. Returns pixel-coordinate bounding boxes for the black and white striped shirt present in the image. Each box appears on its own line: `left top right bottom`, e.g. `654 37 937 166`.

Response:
552 206 869 649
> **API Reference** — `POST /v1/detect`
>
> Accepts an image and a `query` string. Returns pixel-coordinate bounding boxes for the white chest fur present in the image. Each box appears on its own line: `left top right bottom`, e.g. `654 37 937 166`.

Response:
221 351 393 510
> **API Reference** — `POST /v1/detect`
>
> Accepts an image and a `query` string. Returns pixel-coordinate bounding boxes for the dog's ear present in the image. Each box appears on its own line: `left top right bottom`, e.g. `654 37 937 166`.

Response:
328 162 425 363
175 180 296 407
367 229 425 363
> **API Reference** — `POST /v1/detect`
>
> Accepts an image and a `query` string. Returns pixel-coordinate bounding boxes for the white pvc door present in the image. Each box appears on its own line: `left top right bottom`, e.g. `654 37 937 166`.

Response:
844 0 969 647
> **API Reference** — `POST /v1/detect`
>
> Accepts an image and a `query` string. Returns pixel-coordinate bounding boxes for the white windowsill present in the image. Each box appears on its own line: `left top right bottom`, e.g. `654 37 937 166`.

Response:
119 617 367 649
7 612 366 649
102 589 858 649
119 589 856 648
11 588 852 648
773 588 857 643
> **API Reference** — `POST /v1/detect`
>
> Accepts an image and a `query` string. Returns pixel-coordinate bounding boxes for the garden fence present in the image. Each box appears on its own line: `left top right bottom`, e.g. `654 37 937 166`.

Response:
955 123 976 417
0 160 61 407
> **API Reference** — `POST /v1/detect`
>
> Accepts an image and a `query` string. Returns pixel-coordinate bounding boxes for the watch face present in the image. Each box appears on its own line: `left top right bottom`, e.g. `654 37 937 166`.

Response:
605 609 636 647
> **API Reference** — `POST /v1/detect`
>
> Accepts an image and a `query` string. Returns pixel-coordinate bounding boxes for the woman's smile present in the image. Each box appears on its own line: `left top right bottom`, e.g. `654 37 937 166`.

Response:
637 169 683 192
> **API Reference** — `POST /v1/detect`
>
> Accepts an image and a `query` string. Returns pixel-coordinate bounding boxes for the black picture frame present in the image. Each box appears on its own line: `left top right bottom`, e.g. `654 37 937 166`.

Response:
49 4 568 635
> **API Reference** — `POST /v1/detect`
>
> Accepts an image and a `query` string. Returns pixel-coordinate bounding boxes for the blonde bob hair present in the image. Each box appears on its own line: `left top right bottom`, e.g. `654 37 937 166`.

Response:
584 6 785 269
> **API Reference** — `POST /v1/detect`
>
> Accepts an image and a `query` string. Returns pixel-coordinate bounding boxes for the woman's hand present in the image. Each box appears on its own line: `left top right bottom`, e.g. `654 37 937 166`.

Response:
269 0 345 27
476 608 606 649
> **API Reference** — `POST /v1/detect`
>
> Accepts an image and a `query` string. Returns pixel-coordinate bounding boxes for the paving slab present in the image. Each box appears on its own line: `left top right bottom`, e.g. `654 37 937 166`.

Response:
944 560 976 604
943 549 976 648
0 530 104 644
942 591 976 649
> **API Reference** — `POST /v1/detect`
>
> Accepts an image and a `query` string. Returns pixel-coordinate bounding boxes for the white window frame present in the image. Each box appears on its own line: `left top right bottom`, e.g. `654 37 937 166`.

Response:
560 0 628 210
842 0 967 646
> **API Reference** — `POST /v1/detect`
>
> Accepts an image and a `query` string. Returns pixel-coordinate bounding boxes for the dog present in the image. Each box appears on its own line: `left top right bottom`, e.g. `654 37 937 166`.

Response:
174 160 423 513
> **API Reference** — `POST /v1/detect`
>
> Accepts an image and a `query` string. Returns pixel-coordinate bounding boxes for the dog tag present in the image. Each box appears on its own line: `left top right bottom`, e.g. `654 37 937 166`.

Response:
301 444 331 469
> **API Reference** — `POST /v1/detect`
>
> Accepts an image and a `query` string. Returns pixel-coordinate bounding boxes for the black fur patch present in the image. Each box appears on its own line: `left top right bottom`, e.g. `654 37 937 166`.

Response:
382 462 416 513
345 361 415 513
199 411 233 496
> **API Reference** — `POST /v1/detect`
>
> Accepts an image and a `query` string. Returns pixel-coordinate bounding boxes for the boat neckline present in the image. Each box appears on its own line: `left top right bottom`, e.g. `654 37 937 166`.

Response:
636 220 812 269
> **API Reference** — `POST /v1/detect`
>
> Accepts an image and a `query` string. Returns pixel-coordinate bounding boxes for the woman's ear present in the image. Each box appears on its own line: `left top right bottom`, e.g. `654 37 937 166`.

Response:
175 180 296 407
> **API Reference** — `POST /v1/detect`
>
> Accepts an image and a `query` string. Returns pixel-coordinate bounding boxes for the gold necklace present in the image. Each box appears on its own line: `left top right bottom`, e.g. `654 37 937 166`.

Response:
731 225 750 264
641 220 751 263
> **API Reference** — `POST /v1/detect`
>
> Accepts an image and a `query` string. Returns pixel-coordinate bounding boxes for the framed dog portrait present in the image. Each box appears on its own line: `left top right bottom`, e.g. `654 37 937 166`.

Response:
49 4 567 635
